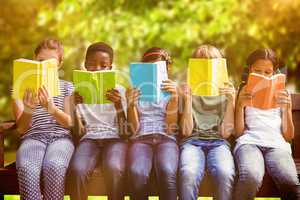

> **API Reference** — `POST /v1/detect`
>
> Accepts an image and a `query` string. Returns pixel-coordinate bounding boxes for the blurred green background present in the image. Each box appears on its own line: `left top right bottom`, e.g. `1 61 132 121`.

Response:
1 0 300 122
1 0 300 199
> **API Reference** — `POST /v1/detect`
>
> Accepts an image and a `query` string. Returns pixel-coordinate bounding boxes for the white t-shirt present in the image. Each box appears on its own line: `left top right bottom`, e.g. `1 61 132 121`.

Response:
234 106 291 154
76 85 126 140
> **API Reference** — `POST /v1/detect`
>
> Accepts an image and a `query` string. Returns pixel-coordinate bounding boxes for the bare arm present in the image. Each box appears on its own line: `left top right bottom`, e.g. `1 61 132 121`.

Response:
165 96 179 134
12 90 39 134
220 100 235 139
219 84 235 139
235 87 252 138
162 79 179 135
106 88 129 137
178 84 193 137
277 91 294 141
235 105 245 138
126 88 140 135
12 100 33 134
38 86 72 128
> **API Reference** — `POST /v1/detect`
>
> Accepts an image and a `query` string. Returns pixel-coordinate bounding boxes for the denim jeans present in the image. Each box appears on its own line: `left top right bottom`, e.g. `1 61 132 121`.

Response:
128 134 179 200
68 139 127 200
178 139 235 200
234 144 300 200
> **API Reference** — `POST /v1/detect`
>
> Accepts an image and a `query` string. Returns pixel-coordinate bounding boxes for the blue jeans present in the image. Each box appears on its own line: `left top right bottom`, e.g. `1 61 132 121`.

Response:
178 139 235 200
68 139 127 200
16 137 74 200
128 134 179 200
234 144 300 200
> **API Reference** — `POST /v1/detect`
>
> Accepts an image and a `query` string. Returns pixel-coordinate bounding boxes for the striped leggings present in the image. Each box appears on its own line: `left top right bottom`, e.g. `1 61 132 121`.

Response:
16 137 74 200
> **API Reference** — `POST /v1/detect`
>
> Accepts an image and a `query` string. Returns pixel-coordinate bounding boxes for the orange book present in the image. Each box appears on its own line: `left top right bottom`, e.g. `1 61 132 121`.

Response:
245 73 286 109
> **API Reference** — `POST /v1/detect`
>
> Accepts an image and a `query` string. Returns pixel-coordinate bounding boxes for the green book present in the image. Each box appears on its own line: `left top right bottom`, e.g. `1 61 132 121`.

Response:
73 70 116 104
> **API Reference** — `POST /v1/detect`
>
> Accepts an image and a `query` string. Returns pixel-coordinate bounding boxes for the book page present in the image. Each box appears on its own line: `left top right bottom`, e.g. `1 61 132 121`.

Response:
130 62 156 102
43 59 60 97
156 61 169 101
13 59 41 99
245 73 286 109
73 70 97 104
97 70 116 104
189 58 230 96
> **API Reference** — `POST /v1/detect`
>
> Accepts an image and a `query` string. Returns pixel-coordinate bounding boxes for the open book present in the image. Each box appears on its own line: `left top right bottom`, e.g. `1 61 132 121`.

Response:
12 58 60 99
130 61 170 102
73 70 116 104
188 58 229 96
245 73 286 109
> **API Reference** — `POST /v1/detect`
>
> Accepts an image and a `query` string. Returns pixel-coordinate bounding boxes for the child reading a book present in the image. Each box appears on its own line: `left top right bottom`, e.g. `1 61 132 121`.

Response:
127 47 179 200
178 44 236 200
12 38 74 200
68 42 128 200
234 48 300 200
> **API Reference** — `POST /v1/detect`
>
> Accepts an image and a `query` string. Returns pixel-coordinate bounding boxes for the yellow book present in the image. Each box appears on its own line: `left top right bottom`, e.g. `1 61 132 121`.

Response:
187 58 229 96
13 58 60 99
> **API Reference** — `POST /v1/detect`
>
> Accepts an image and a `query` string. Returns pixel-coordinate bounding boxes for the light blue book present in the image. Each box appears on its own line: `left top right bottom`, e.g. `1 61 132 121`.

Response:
130 61 170 102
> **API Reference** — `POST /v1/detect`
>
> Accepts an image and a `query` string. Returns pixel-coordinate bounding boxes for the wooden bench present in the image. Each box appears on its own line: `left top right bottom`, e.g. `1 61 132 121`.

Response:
1 94 300 199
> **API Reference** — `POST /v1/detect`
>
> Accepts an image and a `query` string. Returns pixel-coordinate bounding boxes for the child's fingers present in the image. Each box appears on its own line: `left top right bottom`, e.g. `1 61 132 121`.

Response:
42 85 49 97
37 94 44 105
161 86 176 92
38 87 46 98
23 89 29 102
38 89 47 101
162 79 173 83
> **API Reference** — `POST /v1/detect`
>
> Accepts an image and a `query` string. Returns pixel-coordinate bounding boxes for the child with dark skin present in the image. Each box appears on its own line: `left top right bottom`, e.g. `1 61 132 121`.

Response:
69 42 128 200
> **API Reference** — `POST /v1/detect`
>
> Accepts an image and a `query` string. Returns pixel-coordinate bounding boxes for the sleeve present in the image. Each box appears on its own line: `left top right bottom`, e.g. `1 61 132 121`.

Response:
64 80 74 97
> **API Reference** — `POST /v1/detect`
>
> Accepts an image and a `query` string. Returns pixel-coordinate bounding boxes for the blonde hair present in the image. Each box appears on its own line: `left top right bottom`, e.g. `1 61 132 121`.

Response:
192 44 223 59
34 38 64 63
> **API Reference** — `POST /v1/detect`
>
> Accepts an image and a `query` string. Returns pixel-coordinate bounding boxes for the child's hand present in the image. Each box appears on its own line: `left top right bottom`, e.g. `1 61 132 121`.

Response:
276 90 291 111
126 87 140 107
106 89 122 107
161 79 178 97
219 82 236 102
73 92 84 105
38 86 56 114
237 87 252 108
178 83 192 101
23 89 39 113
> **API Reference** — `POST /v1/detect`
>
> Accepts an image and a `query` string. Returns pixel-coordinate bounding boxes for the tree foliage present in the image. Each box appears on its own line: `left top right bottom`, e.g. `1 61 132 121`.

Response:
1 0 300 122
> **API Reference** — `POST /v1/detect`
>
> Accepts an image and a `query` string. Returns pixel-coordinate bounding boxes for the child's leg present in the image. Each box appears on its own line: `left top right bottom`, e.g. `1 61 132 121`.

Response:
102 141 128 200
178 142 205 200
68 139 100 200
207 143 235 200
154 138 179 200
264 148 300 200
16 138 46 200
128 139 154 200
233 144 265 200
42 138 74 200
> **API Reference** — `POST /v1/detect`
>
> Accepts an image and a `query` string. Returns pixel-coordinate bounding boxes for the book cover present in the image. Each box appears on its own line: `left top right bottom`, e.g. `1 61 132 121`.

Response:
12 58 60 99
130 61 170 102
245 73 286 109
73 70 116 104
187 58 229 96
